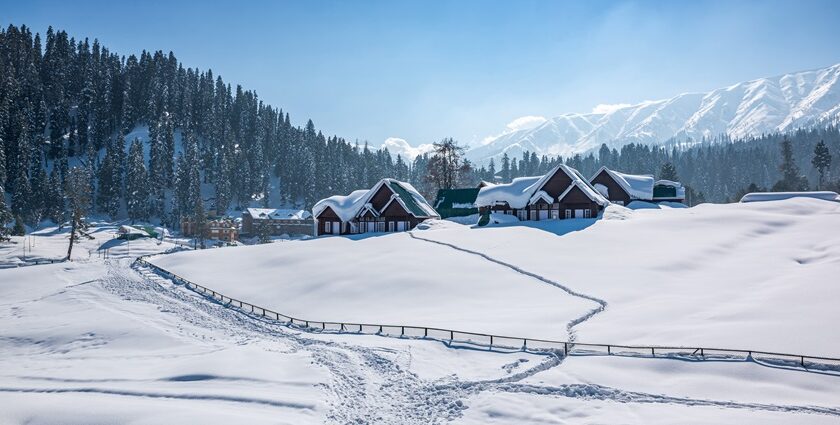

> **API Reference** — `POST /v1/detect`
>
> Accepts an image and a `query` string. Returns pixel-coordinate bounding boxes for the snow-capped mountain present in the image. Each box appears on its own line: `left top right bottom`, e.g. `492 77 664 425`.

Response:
468 63 840 164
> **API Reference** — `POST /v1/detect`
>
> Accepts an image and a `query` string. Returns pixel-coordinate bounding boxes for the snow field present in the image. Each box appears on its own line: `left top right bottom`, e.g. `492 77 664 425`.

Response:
415 198 840 357
149 232 598 341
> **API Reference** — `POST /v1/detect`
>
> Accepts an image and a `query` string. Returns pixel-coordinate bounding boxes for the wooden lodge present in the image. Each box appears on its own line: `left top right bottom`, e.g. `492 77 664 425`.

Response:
475 164 610 221
241 208 314 237
312 178 439 236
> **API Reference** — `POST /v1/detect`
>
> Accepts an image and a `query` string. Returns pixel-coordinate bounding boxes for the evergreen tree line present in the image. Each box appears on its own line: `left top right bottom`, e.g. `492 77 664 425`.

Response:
1 23 838 239
0 24 416 232
464 126 840 204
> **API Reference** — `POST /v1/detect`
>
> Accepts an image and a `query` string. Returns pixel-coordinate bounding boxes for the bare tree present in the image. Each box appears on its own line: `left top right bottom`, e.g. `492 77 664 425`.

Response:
426 138 466 193
64 167 92 260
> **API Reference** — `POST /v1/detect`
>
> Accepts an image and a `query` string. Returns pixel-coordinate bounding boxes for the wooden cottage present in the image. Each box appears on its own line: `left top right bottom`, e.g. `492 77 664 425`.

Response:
312 178 440 236
475 164 610 221
589 166 655 205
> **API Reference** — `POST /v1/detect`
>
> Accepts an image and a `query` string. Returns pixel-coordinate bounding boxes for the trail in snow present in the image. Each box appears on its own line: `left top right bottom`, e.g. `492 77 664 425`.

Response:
124 260 840 421
408 231 607 341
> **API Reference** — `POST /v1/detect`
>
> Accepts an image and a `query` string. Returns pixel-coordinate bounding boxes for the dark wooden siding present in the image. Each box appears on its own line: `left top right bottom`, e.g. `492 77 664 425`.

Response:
558 185 599 217
369 185 395 211
539 168 573 199
590 169 631 205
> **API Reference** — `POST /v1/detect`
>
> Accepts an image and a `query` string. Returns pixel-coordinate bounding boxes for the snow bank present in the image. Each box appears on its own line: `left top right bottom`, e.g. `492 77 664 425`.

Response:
740 191 840 203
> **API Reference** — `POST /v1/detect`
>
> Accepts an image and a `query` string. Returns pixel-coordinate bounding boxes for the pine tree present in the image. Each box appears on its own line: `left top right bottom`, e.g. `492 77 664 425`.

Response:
45 166 64 223
811 140 832 190
659 162 679 182
12 215 26 236
97 135 124 218
125 139 148 222
500 153 511 182
0 186 12 241
772 138 809 191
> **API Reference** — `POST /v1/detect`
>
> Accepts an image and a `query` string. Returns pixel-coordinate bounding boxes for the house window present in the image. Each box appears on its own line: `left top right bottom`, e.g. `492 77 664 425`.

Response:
517 210 528 221
565 209 572 219
324 221 332 234
584 209 592 218
551 210 559 219
388 221 395 232
504 210 513 215
529 210 537 221
376 222 385 232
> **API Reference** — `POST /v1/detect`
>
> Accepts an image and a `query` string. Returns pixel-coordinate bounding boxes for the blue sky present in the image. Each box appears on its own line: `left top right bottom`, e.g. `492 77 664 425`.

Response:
2 0 840 150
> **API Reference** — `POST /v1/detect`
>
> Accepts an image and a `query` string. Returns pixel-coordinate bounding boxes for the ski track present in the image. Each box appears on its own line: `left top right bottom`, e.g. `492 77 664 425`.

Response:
407 231 607 342
41 254 833 422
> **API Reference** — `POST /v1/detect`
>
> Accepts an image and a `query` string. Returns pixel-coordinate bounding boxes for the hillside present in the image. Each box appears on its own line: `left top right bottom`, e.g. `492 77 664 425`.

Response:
469 63 840 164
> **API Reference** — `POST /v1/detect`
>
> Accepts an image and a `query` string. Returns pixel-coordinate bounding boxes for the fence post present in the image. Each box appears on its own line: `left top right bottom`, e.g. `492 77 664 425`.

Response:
401 326 404 336
700 348 704 357
490 335 493 346
359 324 362 333
651 347 655 357
801 356 805 367
607 345 611 355
450 330 453 341
424 328 428 337
564 342 568 355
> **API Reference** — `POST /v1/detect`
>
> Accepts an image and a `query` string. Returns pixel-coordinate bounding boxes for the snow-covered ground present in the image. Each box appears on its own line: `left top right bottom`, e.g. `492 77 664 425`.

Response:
1 198 839 423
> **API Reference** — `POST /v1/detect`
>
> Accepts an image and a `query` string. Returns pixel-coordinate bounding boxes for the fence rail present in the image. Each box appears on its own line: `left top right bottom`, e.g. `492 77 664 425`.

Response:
0 258 65 269
134 256 840 373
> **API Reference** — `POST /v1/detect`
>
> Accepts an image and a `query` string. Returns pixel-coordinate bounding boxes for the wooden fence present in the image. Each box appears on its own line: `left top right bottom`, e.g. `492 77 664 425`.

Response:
134 256 840 373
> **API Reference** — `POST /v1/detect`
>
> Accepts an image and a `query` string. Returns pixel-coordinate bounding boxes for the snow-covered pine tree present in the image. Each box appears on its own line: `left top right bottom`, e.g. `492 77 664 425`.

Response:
97 135 124 218
811 140 832 189
125 139 148 222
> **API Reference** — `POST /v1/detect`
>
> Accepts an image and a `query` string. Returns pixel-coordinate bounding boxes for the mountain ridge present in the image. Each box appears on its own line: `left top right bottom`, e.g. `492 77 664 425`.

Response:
467 63 840 164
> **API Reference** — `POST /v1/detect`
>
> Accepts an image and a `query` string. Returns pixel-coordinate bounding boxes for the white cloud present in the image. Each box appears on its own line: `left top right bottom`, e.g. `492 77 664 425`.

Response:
591 103 632 114
379 137 435 160
505 115 547 132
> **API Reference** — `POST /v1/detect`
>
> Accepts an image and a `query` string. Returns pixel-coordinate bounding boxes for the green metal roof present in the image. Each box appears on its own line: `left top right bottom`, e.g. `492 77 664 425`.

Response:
387 181 430 217
434 188 480 218
434 188 480 209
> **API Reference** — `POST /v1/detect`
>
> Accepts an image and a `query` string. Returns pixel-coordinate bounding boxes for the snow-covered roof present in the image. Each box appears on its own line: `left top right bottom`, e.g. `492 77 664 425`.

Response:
476 164 609 208
118 225 149 236
475 176 543 209
592 166 654 200
246 208 312 221
312 178 439 221
740 191 840 203
312 190 370 222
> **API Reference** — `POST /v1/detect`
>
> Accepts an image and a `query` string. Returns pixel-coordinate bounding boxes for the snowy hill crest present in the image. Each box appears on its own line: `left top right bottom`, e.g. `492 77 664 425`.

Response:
468 63 840 164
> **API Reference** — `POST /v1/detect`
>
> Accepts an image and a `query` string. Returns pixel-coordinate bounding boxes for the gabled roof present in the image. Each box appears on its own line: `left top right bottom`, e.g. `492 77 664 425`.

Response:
557 179 611 206
529 190 554 205
312 178 439 221
246 208 312 221
476 163 609 208
591 166 655 201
